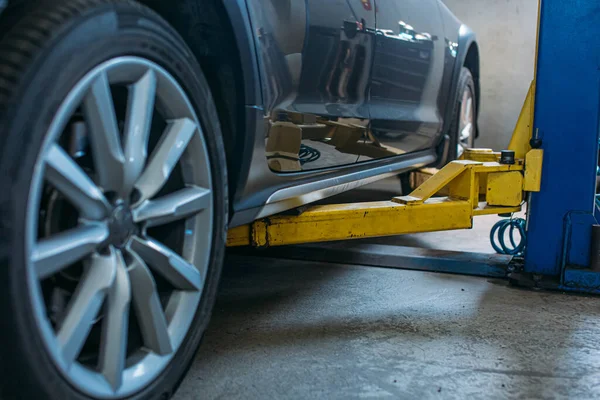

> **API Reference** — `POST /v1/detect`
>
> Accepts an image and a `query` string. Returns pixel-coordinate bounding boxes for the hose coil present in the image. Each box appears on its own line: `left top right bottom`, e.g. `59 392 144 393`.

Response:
490 218 526 256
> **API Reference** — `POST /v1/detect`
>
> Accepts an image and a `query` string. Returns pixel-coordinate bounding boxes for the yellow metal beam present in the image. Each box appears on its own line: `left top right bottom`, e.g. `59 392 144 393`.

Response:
508 81 535 159
227 224 252 247
228 198 473 247
461 148 500 162
486 171 523 206
523 149 543 192
392 160 479 205
507 0 541 160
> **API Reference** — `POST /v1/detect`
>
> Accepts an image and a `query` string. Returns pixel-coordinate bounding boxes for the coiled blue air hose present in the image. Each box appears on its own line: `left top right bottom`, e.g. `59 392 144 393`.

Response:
490 218 527 256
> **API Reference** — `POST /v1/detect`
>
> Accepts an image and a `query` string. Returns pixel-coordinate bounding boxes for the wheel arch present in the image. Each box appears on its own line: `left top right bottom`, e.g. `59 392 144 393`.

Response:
463 40 480 117
434 23 480 167
450 25 480 139
138 0 262 214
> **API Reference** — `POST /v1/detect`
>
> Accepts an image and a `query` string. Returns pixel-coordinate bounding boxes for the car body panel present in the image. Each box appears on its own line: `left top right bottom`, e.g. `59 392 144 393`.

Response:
367 0 446 162
245 0 376 118
225 0 477 226
244 0 376 173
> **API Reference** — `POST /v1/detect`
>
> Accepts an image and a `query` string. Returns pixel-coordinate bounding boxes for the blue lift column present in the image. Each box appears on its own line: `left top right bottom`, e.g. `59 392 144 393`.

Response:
524 0 600 292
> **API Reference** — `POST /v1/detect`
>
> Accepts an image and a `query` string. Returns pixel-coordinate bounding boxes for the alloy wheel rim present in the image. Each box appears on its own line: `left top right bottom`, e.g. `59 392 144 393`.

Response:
25 57 213 398
457 87 475 158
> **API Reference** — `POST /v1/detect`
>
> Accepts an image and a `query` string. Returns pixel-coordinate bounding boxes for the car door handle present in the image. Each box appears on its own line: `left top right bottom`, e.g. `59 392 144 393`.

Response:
343 19 365 39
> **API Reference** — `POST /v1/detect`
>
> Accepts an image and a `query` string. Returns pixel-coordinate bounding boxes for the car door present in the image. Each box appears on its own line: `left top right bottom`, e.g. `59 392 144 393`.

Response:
245 0 376 171
293 0 375 118
360 0 446 163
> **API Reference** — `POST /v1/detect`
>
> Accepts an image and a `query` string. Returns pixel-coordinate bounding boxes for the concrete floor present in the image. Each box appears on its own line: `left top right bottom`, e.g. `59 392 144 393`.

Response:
175 180 600 400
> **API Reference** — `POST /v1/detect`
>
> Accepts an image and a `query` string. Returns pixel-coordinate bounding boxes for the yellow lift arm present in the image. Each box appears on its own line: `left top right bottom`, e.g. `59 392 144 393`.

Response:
228 147 543 248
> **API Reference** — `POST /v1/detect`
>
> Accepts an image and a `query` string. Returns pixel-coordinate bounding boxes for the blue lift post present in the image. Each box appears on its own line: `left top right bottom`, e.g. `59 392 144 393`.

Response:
523 0 600 293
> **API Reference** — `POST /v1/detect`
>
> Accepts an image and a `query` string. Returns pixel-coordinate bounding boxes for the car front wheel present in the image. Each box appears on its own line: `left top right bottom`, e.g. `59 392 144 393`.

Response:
0 1 227 399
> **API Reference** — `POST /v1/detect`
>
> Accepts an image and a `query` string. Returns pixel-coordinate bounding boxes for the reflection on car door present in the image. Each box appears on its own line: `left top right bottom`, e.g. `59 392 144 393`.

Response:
359 0 446 163
245 0 376 172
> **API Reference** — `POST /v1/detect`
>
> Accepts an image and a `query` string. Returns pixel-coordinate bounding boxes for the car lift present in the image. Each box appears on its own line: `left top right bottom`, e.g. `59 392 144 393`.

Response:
227 0 600 295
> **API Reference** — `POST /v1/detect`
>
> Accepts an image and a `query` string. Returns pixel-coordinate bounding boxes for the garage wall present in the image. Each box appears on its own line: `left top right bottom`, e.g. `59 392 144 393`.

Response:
442 0 538 151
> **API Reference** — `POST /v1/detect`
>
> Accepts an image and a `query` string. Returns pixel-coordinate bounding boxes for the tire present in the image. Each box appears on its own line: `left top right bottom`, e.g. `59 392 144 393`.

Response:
398 172 412 196
447 67 477 162
0 1 228 399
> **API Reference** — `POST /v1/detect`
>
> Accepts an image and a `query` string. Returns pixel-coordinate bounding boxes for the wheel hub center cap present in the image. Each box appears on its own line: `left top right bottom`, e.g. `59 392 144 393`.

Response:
108 205 136 248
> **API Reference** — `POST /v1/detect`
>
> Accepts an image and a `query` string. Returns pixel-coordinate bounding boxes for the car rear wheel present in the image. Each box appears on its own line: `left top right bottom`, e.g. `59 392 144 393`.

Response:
449 67 477 160
0 1 227 399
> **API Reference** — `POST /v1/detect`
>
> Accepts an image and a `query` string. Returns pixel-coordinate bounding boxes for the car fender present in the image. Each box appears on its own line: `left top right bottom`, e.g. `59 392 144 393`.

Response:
454 25 479 115
221 0 262 107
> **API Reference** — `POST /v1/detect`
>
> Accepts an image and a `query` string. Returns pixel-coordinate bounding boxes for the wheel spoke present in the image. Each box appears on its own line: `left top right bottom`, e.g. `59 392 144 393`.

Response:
45 144 110 220
99 251 131 391
34 223 109 280
461 123 473 141
129 236 202 291
134 118 197 203
122 70 157 195
127 250 172 355
57 249 117 367
132 186 211 228
82 71 125 192
465 97 473 122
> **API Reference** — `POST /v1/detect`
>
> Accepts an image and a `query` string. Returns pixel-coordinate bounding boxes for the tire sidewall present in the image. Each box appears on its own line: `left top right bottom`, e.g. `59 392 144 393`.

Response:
0 4 227 399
